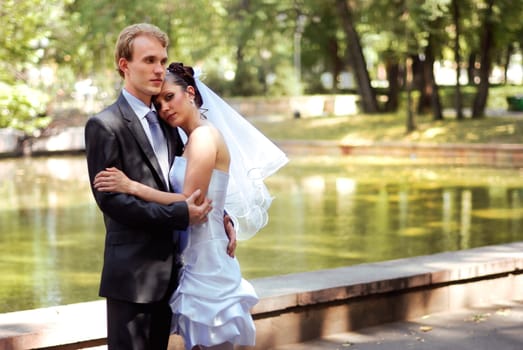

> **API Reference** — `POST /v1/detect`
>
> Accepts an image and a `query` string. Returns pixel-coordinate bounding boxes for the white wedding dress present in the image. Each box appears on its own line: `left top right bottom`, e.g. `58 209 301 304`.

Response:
168 156 258 349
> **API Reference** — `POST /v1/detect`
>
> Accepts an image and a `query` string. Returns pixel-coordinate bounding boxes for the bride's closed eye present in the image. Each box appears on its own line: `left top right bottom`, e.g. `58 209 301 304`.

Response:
164 93 175 101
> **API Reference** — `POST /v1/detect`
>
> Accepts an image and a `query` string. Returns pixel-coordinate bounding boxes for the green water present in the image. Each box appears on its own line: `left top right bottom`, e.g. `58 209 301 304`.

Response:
1 155 522 313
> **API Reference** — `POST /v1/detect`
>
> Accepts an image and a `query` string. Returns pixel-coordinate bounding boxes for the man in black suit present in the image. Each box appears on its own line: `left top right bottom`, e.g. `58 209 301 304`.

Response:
85 23 233 349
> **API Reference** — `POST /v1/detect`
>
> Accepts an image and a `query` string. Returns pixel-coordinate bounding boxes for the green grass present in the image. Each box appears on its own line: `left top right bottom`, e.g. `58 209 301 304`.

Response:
251 113 523 145
250 84 523 145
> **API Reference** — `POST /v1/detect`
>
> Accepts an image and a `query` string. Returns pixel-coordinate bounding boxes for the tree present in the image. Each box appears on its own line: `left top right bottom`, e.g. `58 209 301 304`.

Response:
470 0 523 118
405 56 416 132
297 1 343 94
362 0 407 112
409 0 448 121
0 0 57 82
472 0 495 118
0 0 67 131
422 32 443 121
335 0 379 113
224 0 302 96
451 0 464 120
3 0 523 127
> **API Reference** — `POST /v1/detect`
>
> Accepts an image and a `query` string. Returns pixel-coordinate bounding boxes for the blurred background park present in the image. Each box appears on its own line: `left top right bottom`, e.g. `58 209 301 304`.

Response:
2 0 523 135
1 0 523 314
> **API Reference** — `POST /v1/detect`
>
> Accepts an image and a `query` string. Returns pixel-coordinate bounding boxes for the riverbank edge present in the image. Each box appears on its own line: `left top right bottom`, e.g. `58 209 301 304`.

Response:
1 126 523 168
276 139 523 168
0 242 521 349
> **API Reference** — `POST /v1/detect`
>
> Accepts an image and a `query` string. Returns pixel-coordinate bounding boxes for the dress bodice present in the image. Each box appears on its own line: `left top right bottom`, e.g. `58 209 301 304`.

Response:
169 156 229 241
170 155 229 211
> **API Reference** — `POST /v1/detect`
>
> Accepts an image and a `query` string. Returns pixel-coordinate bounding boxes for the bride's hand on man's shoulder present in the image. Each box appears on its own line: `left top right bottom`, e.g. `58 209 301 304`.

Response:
93 167 131 193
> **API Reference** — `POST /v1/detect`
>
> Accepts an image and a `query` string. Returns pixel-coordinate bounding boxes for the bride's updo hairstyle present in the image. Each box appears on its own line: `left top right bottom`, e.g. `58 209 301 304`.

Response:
165 62 204 108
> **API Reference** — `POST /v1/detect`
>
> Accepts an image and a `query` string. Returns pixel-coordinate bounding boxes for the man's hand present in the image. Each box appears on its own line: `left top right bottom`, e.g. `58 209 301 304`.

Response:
224 214 237 258
186 189 212 225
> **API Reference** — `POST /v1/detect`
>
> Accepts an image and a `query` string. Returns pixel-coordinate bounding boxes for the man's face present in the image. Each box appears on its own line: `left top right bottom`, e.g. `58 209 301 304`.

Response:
120 35 168 106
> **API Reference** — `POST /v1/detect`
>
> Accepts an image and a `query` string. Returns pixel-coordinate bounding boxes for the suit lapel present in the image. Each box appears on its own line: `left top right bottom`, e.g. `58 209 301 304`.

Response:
117 94 169 190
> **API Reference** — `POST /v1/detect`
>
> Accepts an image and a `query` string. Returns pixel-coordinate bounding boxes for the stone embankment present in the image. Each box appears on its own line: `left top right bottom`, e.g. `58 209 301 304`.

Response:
276 139 523 168
0 242 521 349
0 129 25 157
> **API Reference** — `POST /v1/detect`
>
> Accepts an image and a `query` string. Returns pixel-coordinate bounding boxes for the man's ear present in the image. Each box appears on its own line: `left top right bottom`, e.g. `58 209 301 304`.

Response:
118 58 129 74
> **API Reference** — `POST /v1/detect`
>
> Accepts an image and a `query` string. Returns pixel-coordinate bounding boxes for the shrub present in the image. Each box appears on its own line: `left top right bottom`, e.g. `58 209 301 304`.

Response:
0 82 51 134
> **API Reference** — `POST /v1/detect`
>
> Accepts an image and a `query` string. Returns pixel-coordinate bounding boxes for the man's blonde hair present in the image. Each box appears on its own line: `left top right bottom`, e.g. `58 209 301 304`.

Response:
114 23 169 78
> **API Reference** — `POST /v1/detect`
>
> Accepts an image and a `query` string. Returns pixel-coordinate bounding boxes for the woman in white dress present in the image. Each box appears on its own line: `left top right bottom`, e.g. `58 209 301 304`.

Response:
94 62 287 350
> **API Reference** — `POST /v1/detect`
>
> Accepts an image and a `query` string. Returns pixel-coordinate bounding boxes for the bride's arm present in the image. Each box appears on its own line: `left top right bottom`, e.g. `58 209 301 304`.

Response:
181 127 216 205
93 167 186 205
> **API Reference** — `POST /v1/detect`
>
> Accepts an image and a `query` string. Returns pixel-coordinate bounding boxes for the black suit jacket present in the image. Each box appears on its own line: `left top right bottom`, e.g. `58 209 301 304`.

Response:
85 93 187 303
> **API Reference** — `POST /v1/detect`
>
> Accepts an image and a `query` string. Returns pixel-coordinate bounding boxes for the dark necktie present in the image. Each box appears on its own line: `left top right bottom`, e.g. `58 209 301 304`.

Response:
145 110 169 184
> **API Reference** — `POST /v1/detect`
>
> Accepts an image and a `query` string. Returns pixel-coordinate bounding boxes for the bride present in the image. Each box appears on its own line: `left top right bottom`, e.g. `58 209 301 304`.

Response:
94 62 287 350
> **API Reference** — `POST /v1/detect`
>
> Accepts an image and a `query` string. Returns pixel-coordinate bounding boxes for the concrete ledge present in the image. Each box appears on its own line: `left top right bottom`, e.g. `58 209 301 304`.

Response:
28 127 85 156
248 242 523 349
252 241 523 312
0 242 522 349
0 301 106 349
0 129 24 158
340 142 523 168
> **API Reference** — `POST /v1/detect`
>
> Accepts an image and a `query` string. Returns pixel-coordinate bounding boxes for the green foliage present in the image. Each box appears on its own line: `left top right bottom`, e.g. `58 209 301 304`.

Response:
0 0 68 133
0 0 522 127
1 0 49 81
266 63 303 96
232 63 265 96
0 83 51 133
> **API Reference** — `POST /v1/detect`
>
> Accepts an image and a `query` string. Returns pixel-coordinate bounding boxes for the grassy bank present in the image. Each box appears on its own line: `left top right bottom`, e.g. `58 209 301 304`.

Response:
251 84 523 145
250 113 523 145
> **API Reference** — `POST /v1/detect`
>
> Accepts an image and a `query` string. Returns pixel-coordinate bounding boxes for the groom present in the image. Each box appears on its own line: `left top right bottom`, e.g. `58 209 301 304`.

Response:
85 23 234 349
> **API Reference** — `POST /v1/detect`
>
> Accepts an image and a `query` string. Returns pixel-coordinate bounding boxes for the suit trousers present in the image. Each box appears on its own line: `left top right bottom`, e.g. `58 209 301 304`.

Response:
105 258 181 350
106 297 172 350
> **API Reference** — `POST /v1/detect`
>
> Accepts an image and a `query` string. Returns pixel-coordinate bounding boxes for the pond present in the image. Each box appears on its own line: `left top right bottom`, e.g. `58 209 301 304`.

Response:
1 155 522 313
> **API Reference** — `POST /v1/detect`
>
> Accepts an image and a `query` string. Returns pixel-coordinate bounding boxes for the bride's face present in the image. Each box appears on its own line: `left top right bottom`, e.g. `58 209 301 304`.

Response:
155 81 194 127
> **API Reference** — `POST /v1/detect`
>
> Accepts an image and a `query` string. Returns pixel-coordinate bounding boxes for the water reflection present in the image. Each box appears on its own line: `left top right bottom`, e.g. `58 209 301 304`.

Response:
1 155 522 313
236 161 523 279
0 157 103 313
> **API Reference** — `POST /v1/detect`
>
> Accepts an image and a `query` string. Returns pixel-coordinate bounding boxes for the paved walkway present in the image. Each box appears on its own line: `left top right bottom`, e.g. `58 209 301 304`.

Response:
272 299 523 350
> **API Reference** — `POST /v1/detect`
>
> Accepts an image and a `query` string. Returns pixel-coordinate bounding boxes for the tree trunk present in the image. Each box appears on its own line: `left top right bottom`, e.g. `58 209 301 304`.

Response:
424 34 443 121
385 57 400 112
503 44 514 85
416 55 431 115
232 0 253 96
467 53 476 85
406 56 416 132
472 0 495 119
335 0 379 113
452 0 464 120
328 37 342 93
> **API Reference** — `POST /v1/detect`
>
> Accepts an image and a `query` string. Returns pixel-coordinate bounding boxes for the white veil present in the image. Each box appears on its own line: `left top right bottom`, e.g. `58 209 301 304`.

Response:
189 68 289 240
